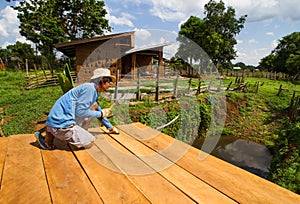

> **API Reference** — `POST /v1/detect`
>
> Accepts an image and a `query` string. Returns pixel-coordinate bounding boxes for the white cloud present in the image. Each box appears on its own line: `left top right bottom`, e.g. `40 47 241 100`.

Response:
266 32 274 36
134 28 152 40
271 39 279 49
147 0 300 24
248 39 257 44
0 5 27 48
149 0 206 22
105 6 135 28
0 6 19 39
237 39 243 44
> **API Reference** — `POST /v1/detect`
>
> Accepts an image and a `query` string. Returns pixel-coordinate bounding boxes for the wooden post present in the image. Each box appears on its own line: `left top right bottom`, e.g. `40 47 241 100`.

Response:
196 78 201 95
132 53 137 80
136 70 141 101
173 73 179 97
40 64 48 80
187 78 192 94
277 84 283 96
226 81 232 90
255 82 260 93
155 65 159 102
25 59 29 88
33 64 40 86
289 91 297 122
114 69 119 100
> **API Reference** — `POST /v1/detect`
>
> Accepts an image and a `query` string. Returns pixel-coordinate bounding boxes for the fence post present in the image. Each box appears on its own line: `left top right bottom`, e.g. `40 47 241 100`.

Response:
25 59 29 88
255 82 260 93
187 78 192 94
277 84 283 96
114 69 119 100
41 64 48 80
226 81 232 90
137 69 141 101
289 91 296 122
155 65 159 102
196 78 201 95
33 64 40 86
173 73 179 97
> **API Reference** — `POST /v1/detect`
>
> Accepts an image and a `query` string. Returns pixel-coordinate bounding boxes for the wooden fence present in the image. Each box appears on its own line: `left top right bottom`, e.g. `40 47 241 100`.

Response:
101 70 226 102
25 62 76 89
225 70 291 81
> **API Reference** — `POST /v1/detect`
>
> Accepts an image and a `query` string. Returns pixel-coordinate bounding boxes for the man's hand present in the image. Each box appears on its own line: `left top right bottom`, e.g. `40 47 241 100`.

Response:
101 108 111 118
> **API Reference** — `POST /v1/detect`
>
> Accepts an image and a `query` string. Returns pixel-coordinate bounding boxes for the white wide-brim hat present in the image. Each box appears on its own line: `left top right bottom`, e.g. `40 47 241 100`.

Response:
90 68 116 82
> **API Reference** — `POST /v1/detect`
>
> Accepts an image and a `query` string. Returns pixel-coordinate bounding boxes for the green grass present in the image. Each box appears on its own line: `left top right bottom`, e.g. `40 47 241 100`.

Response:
1 70 299 193
0 70 63 136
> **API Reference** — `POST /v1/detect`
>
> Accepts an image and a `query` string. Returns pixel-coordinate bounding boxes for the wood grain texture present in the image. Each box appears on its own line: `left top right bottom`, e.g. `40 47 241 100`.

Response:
0 136 8 189
118 123 300 204
0 135 51 204
107 127 236 204
94 128 195 204
72 142 150 203
41 139 103 204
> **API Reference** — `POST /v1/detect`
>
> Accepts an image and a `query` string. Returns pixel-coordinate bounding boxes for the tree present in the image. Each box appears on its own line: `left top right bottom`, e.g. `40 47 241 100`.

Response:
177 0 246 72
177 16 208 75
12 0 111 69
259 54 276 72
258 32 300 78
272 32 300 76
5 42 36 70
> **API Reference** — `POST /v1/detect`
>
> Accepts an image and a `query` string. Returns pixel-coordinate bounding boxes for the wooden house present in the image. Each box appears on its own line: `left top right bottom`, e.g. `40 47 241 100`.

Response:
54 31 169 83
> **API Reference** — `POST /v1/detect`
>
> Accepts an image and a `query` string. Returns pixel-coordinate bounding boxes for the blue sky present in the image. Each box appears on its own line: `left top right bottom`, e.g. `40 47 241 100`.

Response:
0 0 299 66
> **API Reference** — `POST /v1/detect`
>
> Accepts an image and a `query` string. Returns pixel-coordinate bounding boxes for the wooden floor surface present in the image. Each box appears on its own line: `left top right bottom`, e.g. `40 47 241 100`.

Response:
0 123 299 204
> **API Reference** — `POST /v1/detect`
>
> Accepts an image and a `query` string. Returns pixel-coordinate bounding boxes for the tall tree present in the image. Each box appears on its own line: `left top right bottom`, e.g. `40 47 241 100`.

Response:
5 42 36 70
259 54 276 72
177 16 208 75
272 32 300 76
177 0 246 72
204 0 246 70
12 0 111 68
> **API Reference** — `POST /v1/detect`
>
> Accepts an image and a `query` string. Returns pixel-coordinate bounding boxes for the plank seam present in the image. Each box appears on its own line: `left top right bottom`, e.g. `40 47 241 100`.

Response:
68 144 105 203
92 141 153 203
119 126 239 203
0 137 9 191
39 149 54 203
103 130 198 203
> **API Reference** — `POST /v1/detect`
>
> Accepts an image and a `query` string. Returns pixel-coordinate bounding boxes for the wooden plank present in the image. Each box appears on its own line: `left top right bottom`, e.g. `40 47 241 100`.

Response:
0 134 51 204
0 137 9 188
104 127 237 203
119 123 300 204
41 139 103 204
91 128 195 204
71 142 150 203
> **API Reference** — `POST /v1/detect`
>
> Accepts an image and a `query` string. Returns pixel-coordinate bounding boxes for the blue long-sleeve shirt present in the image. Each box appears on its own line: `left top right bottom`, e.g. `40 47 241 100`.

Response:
46 83 112 129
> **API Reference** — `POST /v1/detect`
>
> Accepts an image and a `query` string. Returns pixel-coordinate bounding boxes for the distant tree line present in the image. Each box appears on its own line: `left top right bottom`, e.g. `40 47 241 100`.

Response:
259 32 300 80
2 0 299 81
2 0 110 71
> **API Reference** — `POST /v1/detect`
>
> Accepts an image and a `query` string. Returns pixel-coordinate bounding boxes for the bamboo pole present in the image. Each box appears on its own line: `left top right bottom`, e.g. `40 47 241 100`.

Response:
114 69 119 100
25 59 29 88
137 70 141 101
173 73 179 97
33 64 40 86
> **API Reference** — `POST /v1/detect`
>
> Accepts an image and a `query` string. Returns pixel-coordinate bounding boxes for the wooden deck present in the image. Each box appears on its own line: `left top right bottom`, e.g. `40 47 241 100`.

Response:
0 123 299 204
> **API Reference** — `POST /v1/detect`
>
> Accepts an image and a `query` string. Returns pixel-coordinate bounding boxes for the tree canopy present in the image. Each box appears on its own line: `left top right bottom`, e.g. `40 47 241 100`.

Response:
259 32 300 78
177 0 246 72
12 0 111 66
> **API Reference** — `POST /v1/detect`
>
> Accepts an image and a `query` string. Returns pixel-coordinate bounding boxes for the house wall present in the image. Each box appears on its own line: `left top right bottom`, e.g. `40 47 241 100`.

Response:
75 38 125 84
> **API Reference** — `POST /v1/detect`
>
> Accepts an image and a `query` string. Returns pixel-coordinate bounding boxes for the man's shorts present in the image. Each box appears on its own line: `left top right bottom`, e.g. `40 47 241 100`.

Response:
46 125 95 148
